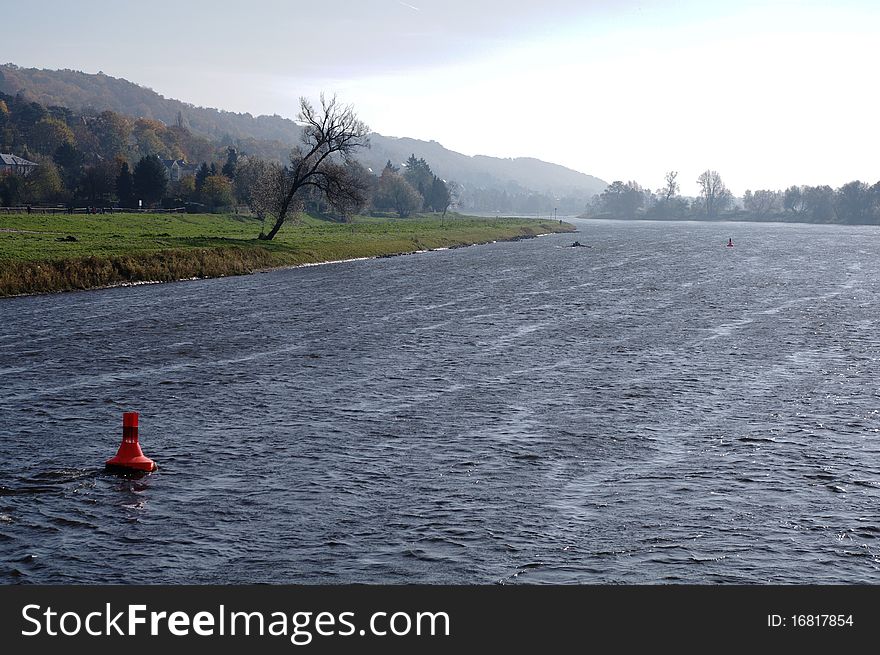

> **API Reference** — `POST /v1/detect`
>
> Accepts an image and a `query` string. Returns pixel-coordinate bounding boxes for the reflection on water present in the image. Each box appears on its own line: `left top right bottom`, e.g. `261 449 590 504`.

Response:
2 219 880 583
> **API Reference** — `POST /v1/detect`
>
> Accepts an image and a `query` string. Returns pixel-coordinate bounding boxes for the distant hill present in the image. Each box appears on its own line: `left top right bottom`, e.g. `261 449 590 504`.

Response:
364 135 606 197
0 64 298 144
0 63 607 205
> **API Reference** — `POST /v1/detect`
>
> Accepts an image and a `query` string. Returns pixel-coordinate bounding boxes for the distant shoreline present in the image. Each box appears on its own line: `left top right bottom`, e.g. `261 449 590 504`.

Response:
0 212 575 298
578 214 880 227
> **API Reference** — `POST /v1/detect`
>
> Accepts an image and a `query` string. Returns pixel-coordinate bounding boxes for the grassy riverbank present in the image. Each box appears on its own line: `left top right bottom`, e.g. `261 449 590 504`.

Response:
0 212 574 297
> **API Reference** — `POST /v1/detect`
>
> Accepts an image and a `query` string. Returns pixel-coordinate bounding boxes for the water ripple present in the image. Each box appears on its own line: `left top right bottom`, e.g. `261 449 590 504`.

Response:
2 219 880 583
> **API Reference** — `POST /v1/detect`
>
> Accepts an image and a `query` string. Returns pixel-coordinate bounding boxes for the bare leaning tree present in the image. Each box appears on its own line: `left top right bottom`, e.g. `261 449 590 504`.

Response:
256 94 370 240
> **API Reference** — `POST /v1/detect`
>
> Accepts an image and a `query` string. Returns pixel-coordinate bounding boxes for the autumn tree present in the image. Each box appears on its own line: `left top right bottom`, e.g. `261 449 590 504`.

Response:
256 94 370 240
79 160 117 203
169 125 214 164
133 118 171 158
0 99 10 152
31 117 74 155
132 118 191 160
23 161 64 204
168 175 196 207
200 175 234 210
91 110 131 159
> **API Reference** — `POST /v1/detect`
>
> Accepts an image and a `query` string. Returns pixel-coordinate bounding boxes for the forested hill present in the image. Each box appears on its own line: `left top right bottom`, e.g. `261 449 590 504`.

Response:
0 65 296 144
0 64 607 206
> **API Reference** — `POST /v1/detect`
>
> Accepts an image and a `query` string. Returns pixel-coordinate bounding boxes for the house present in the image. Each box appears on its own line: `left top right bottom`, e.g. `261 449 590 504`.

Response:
159 157 200 183
0 153 39 177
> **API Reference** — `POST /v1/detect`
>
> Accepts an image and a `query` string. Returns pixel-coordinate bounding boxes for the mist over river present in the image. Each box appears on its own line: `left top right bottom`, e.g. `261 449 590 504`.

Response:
2 218 880 583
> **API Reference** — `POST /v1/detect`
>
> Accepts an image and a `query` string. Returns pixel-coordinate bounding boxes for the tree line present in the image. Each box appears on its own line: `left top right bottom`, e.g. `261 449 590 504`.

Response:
587 170 880 224
1 65 600 216
0 91 456 234
0 89 220 207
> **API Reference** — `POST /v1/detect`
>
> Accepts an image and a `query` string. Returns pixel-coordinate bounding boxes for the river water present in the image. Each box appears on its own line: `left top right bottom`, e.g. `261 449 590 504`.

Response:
2 218 880 584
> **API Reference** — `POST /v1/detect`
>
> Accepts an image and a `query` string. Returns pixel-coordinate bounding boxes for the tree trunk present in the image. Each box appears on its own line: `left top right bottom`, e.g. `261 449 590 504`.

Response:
260 191 295 240
260 217 284 240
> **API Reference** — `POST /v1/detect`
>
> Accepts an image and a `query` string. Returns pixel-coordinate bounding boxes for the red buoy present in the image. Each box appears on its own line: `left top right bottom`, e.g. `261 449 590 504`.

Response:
727 238 734 247
106 412 157 473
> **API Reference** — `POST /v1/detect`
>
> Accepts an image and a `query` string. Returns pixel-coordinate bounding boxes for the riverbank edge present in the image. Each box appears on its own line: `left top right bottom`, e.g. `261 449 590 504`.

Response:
0 219 575 298
578 214 880 227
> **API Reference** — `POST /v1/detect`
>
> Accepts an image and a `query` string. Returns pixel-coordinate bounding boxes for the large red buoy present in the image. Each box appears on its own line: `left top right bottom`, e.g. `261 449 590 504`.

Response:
106 412 157 473
727 238 734 247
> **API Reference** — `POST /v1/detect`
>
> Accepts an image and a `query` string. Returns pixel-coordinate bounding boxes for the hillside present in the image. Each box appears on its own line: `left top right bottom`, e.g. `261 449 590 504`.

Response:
0 65 297 144
0 64 607 207
365 135 606 196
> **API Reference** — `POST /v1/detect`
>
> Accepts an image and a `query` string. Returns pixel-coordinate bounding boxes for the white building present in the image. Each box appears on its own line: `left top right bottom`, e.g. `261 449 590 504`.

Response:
0 153 39 177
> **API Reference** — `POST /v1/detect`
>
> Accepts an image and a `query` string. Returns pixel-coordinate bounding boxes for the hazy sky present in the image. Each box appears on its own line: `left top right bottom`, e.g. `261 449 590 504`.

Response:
3 0 879 195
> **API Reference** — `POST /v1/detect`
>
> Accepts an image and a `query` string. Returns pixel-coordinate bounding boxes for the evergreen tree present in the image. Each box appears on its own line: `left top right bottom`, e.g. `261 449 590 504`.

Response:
428 175 451 214
0 173 24 206
53 141 84 192
116 162 134 207
195 162 210 193
132 155 167 207
403 154 433 209
221 147 238 179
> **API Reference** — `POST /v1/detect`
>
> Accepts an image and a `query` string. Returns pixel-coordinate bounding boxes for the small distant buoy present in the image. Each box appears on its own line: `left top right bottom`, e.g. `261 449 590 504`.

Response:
727 238 734 247
106 412 157 473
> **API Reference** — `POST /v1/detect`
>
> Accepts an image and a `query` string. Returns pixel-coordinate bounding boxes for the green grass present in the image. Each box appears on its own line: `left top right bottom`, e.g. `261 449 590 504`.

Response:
0 211 574 296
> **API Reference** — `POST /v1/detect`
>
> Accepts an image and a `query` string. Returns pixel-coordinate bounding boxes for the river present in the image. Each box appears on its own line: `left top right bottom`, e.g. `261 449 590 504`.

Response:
2 218 880 583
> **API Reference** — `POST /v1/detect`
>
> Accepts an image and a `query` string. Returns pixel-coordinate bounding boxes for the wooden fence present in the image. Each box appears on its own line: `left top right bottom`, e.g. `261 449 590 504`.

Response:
0 206 187 215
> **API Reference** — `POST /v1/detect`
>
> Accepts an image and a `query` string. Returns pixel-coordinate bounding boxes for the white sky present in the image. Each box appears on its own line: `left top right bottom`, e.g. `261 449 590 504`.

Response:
3 0 879 195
